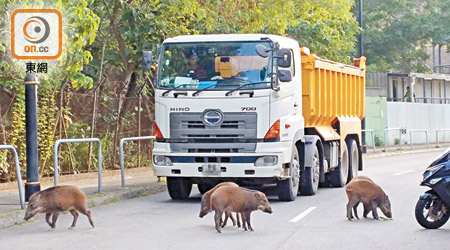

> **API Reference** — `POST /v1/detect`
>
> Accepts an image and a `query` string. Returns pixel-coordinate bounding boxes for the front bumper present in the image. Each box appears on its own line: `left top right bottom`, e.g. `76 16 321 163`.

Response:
152 141 291 178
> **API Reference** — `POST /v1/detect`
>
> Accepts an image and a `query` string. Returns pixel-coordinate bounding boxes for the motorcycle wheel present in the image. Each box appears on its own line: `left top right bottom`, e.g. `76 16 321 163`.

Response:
415 194 450 229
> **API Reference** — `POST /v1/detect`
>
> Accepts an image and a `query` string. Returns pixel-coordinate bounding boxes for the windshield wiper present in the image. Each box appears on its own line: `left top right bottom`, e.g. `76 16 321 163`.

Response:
192 83 220 96
225 81 271 96
162 84 192 96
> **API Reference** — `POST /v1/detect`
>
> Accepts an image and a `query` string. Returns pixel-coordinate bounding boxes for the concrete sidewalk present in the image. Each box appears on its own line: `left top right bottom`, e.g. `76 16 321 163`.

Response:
0 142 449 229
0 166 167 229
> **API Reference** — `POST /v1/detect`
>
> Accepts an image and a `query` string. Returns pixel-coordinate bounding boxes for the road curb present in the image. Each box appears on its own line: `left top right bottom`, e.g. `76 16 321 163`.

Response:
0 182 167 229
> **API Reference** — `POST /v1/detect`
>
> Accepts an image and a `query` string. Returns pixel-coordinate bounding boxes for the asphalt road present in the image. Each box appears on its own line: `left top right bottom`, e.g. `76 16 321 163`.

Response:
2 150 449 250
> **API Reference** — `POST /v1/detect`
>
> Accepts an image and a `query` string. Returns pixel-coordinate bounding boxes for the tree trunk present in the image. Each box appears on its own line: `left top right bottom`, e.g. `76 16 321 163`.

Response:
111 69 136 167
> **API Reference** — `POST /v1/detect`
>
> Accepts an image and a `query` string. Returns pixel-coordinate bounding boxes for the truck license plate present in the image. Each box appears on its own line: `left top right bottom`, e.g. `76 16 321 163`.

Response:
202 164 222 175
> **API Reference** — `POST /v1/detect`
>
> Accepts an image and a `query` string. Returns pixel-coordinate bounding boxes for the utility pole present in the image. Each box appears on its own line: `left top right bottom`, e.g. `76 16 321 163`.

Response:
358 0 367 153
24 73 40 201
358 0 363 57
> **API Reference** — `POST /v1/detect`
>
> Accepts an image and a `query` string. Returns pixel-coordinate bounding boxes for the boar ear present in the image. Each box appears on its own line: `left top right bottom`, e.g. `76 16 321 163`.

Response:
255 192 264 201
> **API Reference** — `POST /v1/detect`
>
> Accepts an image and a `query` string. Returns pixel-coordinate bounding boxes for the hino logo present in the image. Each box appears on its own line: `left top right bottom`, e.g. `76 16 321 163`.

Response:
170 107 190 112
202 110 223 126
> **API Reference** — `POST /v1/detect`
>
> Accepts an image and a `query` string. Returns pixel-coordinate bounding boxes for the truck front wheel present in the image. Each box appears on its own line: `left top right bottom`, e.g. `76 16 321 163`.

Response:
167 177 192 200
330 141 349 187
346 139 359 183
300 145 320 195
277 146 300 201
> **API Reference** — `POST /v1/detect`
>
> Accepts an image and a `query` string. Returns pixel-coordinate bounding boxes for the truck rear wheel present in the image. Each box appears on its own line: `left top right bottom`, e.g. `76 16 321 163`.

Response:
277 146 300 201
167 177 192 200
346 139 359 183
300 145 320 195
330 141 349 187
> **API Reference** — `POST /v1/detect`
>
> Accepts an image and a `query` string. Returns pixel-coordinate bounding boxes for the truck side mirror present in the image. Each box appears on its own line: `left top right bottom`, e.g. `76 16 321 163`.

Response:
142 51 155 71
278 69 292 82
277 49 291 68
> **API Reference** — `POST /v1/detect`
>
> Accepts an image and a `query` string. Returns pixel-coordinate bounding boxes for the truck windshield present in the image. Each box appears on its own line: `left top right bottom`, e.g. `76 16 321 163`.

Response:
158 41 273 91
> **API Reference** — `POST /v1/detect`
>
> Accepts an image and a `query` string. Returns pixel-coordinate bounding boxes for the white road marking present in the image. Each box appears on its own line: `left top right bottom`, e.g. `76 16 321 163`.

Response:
289 206 317 223
393 170 414 176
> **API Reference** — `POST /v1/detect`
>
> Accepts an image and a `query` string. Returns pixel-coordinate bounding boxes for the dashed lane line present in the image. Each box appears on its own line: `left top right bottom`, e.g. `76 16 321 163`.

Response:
393 170 414 176
289 206 317 223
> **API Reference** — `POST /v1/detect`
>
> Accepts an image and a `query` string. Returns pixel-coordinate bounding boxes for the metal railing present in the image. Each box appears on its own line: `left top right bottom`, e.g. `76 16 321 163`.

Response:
384 127 406 151
0 145 25 209
362 129 376 153
414 97 450 104
409 130 429 150
436 129 450 147
54 138 103 192
119 136 155 188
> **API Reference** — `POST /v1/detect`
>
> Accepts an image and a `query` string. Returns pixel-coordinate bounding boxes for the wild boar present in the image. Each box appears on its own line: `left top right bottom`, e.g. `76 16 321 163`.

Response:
210 186 272 233
24 185 94 229
345 176 392 220
199 182 242 227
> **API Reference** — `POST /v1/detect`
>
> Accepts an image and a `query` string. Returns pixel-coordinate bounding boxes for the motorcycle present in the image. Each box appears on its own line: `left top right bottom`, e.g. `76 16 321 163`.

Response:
415 147 450 229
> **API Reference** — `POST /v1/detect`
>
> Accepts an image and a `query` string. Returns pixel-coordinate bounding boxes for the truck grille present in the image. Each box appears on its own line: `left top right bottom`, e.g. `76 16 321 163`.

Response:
169 112 257 153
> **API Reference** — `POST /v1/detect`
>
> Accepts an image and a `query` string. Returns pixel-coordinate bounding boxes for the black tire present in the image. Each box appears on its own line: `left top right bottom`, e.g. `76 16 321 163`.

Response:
330 141 349 187
346 139 359 183
415 195 450 229
300 145 320 195
167 177 192 200
197 183 212 195
278 146 300 201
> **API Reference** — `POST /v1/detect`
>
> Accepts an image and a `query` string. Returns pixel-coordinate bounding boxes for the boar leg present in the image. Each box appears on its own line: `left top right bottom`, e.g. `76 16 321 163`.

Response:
363 203 371 218
241 213 247 231
45 213 52 228
346 200 358 220
222 212 236 227
371 201 380 220
214 210 223 233
51 211 60 228
69 209 79 229
352 202 360 219
244 211 253 231
77 205 95 228
229 212 236 226
221 213 227 227
236 213 241 228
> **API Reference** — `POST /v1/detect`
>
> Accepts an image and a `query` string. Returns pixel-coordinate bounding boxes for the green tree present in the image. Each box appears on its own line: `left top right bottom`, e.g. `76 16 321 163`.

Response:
287 0 359 63
0 0 99 179
362 0 450 72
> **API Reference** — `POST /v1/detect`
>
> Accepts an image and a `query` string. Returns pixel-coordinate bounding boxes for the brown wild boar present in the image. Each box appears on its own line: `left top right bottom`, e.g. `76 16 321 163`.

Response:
345 176 392 220
199 182 242 227
24 185 94 229
210 186 272 233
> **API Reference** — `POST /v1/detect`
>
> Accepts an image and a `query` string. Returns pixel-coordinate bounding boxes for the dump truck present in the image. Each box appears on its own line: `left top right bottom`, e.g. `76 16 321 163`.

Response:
150 34 366 201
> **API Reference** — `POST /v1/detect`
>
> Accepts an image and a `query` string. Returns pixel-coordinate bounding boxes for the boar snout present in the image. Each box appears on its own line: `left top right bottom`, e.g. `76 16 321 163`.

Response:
199 210 207 218
24 210 36 221
24 213 31 221
24 202 39 221
264 207 273 214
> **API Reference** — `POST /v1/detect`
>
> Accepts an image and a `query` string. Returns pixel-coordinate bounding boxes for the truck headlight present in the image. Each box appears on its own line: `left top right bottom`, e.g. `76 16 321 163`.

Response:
255 156 278 167
153 155 172 166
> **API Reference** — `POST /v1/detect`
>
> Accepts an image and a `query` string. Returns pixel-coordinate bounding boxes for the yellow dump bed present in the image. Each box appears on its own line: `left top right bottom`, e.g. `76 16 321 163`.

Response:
300 48 366 142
